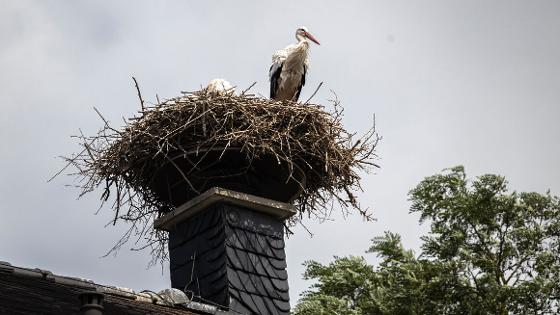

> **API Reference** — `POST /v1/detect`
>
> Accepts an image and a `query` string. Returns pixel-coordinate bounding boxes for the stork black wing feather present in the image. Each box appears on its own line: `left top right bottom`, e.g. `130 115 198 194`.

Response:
294 65 307 102
269 62 283 100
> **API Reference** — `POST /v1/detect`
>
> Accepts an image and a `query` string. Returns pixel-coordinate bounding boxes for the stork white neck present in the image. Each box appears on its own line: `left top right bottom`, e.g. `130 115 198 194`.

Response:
296 33 309 44
290 33 309 57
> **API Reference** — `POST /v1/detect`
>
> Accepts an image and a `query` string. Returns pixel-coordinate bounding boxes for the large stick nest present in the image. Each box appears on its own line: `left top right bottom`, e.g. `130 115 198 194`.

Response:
58 88 379 263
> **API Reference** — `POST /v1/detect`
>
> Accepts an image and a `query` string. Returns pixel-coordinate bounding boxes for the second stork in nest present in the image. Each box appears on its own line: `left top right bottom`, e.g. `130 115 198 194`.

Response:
269 27 320 102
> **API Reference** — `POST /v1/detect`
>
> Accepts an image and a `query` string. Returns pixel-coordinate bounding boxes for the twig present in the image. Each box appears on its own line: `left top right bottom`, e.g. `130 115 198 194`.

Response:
241 81 257 95
93 106 110 126
304 81 324 104
298 220 314 237
132 76 145 111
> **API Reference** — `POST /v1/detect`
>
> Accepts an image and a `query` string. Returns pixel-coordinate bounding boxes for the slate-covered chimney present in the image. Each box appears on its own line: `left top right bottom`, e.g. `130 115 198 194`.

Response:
154 187 295 315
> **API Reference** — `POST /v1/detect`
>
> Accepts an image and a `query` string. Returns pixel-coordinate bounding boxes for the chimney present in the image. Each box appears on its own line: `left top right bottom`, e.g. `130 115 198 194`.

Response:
78 292 104 315
154 187 295 315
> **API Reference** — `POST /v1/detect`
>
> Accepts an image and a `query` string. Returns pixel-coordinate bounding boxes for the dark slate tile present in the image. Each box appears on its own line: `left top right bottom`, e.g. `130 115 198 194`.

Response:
226 251 289 300
170 234 226 270
248 228 286 261
226 227 283 260
232 285 260 314
270 277 290 293
228 268 265 297
180 259 227 285
259 272 285 300
229 290 254 315
272 298 291 313
267 254 288 270
265 235 285 251
228 228 262 254
263 295 284 315
205 286 228 307
250 293 275 315
251 248 287 278
228 247 264 276
169 214 226 266
226 247 287 280
174 253 228 304
227 264 258 295
169 206 224 249
171 220 225 254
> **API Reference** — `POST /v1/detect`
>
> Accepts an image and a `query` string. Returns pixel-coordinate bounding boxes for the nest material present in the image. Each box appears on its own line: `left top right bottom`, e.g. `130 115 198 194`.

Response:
58 88 379 263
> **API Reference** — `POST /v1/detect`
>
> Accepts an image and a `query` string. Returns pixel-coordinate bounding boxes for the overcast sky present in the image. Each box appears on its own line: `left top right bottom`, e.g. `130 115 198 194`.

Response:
1 0 560 304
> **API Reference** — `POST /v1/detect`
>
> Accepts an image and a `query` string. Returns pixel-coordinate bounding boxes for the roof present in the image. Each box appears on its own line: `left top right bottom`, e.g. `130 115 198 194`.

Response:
0 261 238 315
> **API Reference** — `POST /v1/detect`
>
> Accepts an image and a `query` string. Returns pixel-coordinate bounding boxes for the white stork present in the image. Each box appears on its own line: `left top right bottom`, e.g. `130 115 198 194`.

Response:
206 78 234 95
269 27 320 101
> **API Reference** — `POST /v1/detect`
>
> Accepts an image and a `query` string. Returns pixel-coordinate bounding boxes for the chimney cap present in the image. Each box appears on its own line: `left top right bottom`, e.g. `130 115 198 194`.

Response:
78 291 104 314
154 187 296 231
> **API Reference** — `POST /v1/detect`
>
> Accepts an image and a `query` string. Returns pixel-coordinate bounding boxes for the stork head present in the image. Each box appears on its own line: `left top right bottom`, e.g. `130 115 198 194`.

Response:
296 26 320 45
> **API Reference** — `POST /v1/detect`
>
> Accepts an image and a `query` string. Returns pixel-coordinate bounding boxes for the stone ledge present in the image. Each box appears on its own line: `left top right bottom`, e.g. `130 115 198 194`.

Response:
154 187 296 231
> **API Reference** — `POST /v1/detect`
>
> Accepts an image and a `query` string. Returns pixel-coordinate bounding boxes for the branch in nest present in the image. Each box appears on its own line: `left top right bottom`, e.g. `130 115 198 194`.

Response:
132 76 145 112
304 81 324 104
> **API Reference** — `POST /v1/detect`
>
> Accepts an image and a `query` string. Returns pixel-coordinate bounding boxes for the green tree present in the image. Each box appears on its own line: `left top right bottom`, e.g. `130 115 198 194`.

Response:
293 232 468 315
293 167 560 314
410 166 560 314
292 255 379 315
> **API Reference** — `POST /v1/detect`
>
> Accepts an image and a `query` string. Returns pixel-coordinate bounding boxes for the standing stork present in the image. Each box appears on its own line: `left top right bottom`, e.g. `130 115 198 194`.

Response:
269 26 320 101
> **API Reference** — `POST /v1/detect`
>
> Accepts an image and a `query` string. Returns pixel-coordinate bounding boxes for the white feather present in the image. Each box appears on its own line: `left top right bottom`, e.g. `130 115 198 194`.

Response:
206 78 234 95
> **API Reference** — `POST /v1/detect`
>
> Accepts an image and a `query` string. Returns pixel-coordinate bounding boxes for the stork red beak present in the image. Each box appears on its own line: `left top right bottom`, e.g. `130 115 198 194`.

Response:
305 32 320 45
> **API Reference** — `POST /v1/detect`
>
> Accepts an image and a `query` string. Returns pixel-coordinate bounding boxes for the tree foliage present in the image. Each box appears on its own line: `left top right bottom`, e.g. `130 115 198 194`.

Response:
294 167 560 314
